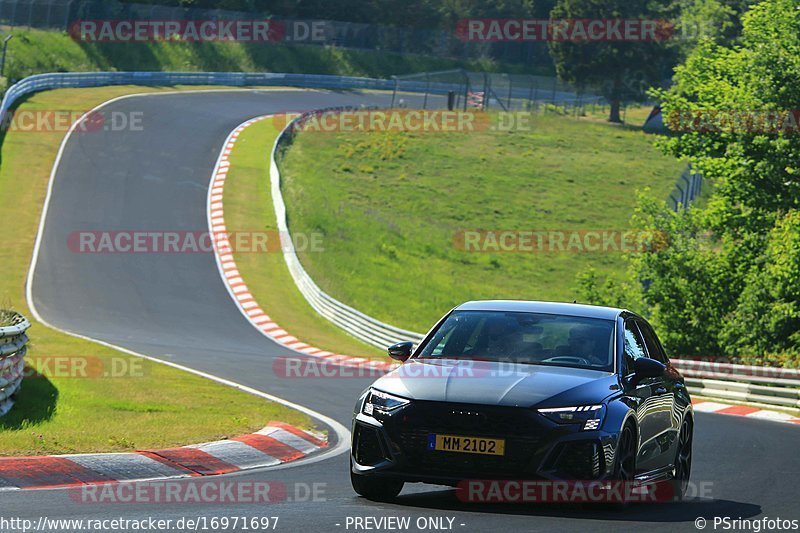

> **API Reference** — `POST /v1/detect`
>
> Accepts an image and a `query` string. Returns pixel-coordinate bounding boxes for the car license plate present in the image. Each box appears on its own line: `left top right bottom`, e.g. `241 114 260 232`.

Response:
427 434 505 456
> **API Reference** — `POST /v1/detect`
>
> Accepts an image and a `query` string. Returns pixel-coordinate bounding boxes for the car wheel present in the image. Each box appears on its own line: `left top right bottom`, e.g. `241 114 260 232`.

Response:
612 424 637 506
671 417 693 501
350 460 403 501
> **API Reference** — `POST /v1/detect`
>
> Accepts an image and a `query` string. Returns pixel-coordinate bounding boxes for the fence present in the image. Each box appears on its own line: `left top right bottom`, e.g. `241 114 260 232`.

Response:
0 70 612 127
0 311 30 417
392 69 606 115
0 0 547 65
669 165 703 211
4 70 789 413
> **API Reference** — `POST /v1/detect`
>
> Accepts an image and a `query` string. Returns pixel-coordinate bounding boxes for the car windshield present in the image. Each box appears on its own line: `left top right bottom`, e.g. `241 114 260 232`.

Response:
416 310 615 372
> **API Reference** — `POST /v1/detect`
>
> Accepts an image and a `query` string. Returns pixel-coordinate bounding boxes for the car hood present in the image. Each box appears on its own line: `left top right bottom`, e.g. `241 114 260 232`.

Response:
371 358 618 408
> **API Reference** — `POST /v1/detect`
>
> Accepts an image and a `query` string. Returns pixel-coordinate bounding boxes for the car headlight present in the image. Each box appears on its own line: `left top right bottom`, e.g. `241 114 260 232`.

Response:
362 389 410 416
538 404 605 430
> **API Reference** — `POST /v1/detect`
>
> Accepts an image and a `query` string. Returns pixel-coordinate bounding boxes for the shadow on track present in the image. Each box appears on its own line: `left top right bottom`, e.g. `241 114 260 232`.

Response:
356 488 761 523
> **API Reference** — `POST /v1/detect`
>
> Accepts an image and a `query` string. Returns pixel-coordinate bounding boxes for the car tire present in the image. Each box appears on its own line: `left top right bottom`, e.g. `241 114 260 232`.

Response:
670 417 693 502
350 461 404 501
611 423 637 507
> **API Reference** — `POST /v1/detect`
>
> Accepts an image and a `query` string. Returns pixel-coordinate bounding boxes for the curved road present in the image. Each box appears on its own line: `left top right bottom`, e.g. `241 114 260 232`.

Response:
4 89 798 531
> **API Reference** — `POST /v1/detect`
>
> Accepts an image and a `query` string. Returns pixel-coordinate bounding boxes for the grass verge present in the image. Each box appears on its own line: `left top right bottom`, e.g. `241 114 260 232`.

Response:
279 110 685 332
222 118 383 359
0 86 311 456
2 27 537 88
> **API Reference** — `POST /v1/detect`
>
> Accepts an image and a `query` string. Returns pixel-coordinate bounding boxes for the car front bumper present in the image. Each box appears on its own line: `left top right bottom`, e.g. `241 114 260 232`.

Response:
351 399 619 486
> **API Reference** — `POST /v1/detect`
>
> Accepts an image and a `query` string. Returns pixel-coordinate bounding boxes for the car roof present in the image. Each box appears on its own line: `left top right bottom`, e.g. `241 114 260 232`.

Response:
454 300 624 320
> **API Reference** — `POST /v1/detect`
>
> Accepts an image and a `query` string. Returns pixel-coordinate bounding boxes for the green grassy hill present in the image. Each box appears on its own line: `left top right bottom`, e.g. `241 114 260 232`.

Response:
279 112 683 332
1 27 535 86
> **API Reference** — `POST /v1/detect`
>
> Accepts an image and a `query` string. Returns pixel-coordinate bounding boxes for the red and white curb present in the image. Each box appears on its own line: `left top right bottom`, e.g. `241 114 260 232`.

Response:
692 399 800 425
206 116 395 373
0 421 326 491
206 118 800 431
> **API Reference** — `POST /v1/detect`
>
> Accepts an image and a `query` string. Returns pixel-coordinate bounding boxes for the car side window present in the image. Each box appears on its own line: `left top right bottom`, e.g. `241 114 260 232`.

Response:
636 320 668 364
622 319 648 375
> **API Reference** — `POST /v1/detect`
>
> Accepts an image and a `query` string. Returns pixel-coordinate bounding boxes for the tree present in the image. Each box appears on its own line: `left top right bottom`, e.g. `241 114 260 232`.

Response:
721 210 800 358
673 0 749 57
629 0 800 361
548 0 674 122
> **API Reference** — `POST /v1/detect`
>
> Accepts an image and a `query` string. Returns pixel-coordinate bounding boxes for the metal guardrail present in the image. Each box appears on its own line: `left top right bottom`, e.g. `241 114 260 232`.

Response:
671 359 800 409
669 165 703 211
0 311 30 417
0 71 399 121
0 70 435 352
3 71 795 412
270 108 426 350
265 105 797 411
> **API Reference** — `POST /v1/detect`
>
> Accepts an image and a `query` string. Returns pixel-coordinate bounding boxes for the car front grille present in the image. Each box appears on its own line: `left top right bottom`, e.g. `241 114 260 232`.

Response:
545 440 603 479
354 424 389 466
382 401 549 477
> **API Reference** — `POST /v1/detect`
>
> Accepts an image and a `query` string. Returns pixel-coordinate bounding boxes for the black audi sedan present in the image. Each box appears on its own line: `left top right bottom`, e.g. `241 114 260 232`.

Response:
351 300 693 503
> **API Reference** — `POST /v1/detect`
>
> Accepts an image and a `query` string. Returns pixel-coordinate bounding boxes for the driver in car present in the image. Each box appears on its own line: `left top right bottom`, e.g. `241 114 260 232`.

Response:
559 325 609 367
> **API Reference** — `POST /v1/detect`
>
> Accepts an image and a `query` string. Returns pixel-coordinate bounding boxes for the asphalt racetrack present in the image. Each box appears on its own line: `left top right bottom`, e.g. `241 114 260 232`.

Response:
8 89 799 532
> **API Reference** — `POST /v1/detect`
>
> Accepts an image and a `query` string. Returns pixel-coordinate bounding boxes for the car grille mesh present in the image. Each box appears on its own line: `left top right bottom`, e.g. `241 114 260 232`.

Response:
385 402 546 476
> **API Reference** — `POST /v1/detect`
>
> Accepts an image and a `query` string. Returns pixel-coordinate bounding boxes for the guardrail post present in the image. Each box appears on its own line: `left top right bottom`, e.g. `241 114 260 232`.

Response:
482 72 489 111
64 0 73 30
676 184 686 209
390 75 398 108
423 72 429 110
460 69 468 112
680 173 692 206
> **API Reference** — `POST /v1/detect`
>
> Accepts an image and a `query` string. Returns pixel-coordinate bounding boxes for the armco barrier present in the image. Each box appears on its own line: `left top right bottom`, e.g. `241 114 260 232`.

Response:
270 108 426 350
0 71 591 122
0 71 434 351
0 312 31 417
0 71 397 121
671 359 800 410
3 72 796 412
268 108 800 412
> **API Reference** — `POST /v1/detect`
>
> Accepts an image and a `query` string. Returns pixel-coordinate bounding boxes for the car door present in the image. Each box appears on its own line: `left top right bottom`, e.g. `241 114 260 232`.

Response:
636 319 680 469
621 318 664 474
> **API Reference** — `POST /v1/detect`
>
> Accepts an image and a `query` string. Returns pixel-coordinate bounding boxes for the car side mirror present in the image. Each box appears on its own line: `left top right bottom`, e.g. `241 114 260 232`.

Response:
388 341 414 362
634 357 666 379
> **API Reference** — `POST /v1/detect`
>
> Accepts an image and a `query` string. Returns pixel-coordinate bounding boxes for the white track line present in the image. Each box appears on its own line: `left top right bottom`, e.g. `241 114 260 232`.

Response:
23 89 351 477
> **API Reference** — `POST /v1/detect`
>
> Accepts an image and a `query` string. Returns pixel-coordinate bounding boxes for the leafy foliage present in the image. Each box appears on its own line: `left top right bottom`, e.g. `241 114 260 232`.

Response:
548 0 675 121
618 0 800 361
